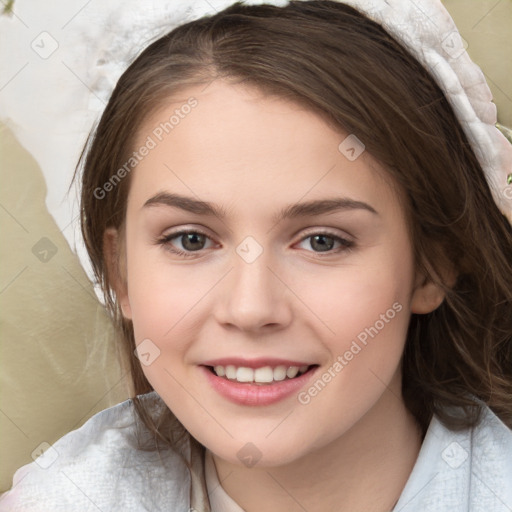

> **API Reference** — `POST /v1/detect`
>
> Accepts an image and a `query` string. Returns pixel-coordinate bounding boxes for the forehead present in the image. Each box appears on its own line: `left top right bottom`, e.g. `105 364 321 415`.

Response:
126 79 401 222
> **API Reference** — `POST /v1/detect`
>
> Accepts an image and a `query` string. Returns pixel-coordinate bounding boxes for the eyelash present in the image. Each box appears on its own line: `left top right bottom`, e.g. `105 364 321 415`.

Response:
155 228 354 259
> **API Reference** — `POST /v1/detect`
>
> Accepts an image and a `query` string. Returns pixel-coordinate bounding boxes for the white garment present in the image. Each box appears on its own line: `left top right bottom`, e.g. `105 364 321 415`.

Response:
204 449 244 511
1 391 511 511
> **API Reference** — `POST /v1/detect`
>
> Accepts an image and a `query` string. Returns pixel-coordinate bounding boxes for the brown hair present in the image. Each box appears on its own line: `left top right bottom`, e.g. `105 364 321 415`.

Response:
72 0 512 452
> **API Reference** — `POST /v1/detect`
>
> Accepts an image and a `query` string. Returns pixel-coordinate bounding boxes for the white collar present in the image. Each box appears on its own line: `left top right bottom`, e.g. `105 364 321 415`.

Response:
204 448 246 512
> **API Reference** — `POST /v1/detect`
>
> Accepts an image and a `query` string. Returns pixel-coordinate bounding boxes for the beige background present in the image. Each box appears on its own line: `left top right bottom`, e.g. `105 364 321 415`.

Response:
0 123 129 493
0 0 511 493
445 0 511 126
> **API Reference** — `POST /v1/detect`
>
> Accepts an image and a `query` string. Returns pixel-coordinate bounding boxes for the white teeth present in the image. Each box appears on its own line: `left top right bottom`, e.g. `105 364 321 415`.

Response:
225 365 237 379
236 367 254 382
273 365 287 381
254 366 274 383
211 364 311 383
286 366 299 379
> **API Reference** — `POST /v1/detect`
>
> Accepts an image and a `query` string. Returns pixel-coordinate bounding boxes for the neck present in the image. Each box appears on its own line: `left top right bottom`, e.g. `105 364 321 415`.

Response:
211 374 424 512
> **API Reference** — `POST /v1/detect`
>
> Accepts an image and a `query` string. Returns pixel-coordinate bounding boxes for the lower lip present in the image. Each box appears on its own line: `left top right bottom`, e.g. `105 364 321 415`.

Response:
200 365 318 406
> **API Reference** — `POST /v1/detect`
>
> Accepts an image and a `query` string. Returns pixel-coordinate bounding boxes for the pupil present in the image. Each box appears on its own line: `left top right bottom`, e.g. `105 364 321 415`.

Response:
311 234 334 252
182 233 205 251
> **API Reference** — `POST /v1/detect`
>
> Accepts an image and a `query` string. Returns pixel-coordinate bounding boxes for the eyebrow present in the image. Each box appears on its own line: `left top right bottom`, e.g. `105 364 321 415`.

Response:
142 192 378 224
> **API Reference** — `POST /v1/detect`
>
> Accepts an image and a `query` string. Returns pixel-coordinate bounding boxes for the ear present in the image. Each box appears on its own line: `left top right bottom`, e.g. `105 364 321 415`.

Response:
410 262 456 315
103 227 132 320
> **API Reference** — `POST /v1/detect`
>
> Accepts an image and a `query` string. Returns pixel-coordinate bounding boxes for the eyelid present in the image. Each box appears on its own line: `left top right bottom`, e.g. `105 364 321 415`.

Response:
160 225 216 241
297 226 354 242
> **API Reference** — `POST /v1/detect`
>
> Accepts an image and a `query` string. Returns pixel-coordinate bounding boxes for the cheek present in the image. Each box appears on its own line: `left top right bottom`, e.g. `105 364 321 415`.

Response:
295 245 414 348
291 243 414 411
286 261 413 448
124 239 216 356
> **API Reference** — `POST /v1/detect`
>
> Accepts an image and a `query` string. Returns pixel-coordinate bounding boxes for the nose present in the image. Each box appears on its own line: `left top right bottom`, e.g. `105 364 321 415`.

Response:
214 246 293 333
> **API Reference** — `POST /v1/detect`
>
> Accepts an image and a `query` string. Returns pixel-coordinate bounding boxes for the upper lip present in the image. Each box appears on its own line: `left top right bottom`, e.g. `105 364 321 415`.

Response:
201 357 315 369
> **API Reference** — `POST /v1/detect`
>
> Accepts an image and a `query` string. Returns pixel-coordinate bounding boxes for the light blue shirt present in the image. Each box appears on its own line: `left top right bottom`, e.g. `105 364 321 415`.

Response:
1 391 511 511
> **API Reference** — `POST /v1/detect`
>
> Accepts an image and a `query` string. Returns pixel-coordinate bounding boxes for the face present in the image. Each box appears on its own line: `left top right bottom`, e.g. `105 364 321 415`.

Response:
106 79 443 467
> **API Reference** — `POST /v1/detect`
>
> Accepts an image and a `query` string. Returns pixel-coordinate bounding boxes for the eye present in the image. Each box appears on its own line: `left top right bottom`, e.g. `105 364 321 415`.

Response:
156 229 214 258
155 228 354 258
296 231 354 255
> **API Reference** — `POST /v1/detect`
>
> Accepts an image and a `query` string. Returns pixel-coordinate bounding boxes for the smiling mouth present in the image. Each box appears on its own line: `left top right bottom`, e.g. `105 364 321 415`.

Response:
204 364 318 385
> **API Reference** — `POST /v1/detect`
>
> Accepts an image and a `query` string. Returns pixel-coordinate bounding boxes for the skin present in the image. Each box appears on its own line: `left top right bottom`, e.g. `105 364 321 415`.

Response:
104 79 447 511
